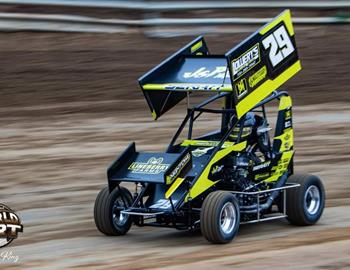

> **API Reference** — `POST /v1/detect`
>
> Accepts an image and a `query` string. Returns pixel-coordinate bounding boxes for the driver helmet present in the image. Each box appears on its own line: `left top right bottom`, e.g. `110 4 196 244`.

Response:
229 112 256 141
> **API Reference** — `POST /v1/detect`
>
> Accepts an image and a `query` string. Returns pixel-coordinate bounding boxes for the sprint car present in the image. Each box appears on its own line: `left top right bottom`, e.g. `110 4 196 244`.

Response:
94 10 325 244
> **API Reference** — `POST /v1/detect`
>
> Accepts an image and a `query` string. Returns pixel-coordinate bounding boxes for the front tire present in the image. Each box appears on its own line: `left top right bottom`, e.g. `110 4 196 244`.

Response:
201 191 240 244
94 186 133 236
286 174 325 225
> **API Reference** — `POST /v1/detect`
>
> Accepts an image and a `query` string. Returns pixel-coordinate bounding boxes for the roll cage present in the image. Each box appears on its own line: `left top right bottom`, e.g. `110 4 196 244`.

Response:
167 90 289 155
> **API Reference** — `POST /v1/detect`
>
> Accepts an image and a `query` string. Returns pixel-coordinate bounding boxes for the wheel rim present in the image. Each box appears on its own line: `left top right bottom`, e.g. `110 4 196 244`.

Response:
112 197 129 227
304 185 321 215
220 202 237 235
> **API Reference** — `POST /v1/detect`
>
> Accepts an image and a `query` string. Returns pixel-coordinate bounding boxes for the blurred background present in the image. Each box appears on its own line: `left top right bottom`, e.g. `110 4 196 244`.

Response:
0 1 349 269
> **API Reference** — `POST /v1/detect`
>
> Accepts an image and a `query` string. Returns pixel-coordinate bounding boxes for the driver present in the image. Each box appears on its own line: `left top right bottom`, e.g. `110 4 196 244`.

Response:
228 112 272 160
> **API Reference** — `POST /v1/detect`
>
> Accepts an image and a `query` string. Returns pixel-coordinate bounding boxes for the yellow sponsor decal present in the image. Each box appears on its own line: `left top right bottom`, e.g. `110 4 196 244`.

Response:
165 177 185 199
181 140 237 148
191 40 203 53
235 78 248 99
236 60 301 119
274 128 294 152
285 110 292 120
279 95 292 110
151 110 157 120
264 150 294 183
248 66 267 88
185 141 247 201
255 172 270 180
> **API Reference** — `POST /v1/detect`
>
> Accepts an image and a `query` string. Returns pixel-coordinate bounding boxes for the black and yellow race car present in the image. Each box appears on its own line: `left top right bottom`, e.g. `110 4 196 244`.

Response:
94 10 325 244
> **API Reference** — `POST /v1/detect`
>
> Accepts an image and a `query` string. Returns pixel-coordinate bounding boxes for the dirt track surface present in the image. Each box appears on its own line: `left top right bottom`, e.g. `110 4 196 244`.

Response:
0 24 349 269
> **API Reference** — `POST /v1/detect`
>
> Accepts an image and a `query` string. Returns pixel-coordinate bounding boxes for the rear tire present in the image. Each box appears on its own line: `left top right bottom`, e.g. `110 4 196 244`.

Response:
286 174 325 225
201 191 240 244
94 186 133 236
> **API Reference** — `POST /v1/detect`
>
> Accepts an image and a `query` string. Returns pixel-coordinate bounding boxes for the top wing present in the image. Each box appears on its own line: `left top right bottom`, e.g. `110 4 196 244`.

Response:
226 9 301 118
142 56 232 92
138 36 229 120
138 10 301 120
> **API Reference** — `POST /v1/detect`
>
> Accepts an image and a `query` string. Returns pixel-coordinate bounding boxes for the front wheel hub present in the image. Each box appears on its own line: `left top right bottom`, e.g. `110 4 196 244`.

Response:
112 197 128 226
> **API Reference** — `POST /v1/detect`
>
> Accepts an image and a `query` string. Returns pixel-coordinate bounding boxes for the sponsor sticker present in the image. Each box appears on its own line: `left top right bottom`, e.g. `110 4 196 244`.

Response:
166 153 191 184
248 65 267 88
128 157 170 174
235 78 248 99
183 66 227 79
253 161 271 171
255 172 270 180
192 147 214 157
285 120 292 128
164 84 231 91
211 165 224 175
285 110 292 120
231 43 260 81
